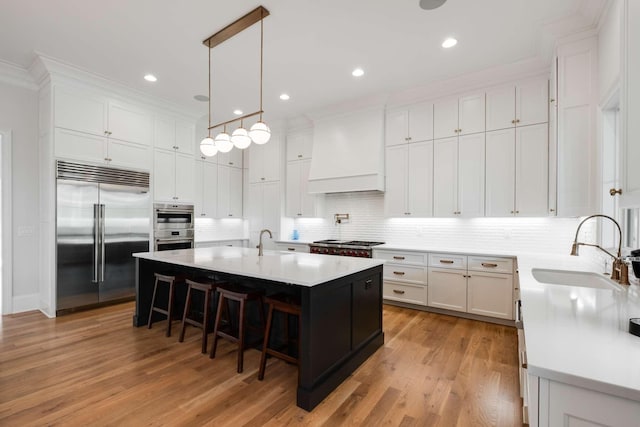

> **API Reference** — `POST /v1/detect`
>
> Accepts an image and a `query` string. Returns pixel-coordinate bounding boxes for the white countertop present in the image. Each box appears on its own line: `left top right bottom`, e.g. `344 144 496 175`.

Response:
133 246 384 287
517 253 640 401
194 238 249 243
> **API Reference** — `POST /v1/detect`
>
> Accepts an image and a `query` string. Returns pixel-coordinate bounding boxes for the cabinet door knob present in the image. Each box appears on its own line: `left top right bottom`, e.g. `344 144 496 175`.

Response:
228 214 232 217
298 154 303 158
511 119 516 124
510 210 514 214
610 188 622 196
229 162 233 165
407 137 412 141
550 208 556 212
515 119 520 123
261 177 265 181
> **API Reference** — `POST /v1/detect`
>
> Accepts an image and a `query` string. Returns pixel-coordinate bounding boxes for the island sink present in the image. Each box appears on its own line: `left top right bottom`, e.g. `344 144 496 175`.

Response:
531 268 623 290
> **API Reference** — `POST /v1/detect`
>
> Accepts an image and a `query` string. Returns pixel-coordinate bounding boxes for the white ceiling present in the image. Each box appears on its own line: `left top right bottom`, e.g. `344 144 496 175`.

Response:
0 0 607 128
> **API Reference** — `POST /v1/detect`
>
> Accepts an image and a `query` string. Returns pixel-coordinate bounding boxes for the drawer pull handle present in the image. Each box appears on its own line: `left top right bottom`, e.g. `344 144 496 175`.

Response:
365 279 373 285
393 271 405 276
364 279 373 289
481 262 498 268
393 256 405 260
439 260 454 264
287 248 295 251
393 289 405 295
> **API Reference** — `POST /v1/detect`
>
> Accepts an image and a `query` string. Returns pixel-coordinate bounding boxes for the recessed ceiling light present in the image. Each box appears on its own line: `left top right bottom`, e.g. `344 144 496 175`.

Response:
279 93 290 101
352 68 365 77
194 95 209 102
233 109 243 115
442 38 458 48
144 74 157 82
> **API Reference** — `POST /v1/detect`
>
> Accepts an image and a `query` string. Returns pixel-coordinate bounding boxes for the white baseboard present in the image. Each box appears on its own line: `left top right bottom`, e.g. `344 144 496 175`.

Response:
11 293 40 313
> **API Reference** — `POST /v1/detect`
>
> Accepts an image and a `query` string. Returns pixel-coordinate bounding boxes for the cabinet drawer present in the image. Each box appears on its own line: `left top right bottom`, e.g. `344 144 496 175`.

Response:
374 250 427 265
468 256 513 273
429 253 467 269
383 265 426 285
383 282 427 306
275 243 310 253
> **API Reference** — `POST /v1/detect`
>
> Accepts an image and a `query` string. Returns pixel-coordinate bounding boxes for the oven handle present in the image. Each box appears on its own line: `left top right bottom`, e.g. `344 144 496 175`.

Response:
155 238 194 245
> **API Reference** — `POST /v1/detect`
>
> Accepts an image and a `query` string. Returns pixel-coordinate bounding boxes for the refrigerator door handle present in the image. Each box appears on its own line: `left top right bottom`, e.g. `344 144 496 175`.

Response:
100 204 106 283
92 204 100 283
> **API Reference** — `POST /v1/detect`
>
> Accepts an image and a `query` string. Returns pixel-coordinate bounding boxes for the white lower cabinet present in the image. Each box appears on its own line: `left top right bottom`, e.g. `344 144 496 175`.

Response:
378 249 515 321
427 268 468 312
531 378 640 427
467 271 513 319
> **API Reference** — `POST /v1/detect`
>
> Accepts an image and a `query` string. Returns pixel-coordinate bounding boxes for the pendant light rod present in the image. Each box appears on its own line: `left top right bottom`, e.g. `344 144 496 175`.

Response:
209 110 264 130
202 6 270 48
259 8 264 122
207 45 211 137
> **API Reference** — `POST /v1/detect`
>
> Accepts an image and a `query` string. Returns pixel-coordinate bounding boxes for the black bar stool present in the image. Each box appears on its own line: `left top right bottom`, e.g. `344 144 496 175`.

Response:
178 277 227 354
258 294 301 381
209 284 265 373
147 272 186 337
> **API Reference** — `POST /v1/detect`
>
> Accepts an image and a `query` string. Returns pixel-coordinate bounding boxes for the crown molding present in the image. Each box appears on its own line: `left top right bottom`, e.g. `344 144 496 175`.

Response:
0 59 37 90
28 53 202 121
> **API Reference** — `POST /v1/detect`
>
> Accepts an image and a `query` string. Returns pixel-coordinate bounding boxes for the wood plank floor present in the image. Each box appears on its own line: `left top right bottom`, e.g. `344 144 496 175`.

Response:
0 303 522 426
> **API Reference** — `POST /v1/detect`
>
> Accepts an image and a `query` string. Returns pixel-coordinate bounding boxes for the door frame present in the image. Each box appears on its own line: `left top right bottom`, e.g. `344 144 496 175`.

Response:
1 129 13 315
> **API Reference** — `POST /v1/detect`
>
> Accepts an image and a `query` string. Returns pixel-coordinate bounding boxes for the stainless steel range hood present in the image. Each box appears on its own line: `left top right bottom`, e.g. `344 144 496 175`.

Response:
307 108 385 193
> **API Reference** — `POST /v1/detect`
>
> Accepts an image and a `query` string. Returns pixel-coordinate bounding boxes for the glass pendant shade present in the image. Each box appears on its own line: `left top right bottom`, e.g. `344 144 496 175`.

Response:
231 127 252 149
214 132 233 153
249 121 271 144
199 137 218 157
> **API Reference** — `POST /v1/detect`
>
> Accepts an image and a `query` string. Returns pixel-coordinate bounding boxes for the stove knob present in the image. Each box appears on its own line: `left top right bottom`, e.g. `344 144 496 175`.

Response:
323 248 329 254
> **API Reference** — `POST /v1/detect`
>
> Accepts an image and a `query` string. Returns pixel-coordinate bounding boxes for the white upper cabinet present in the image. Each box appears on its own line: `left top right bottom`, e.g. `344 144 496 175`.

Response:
153 150 194 202
154 116 195 155
194 159 217 218
516 124 549 216
384 141 434 217
434 97 460 139
434 92 485 139
485 125 548 217
621 0 640 207
54 87 107 136
248 135 280 183
286 129 313 161
457 133 485 217
486 85 516 131
433 134 485 217
516 78 549 127
385 102 434 146
458 93 485 135
486 78 548 132
485 128 516 216
54 86 153 146
217 164 243 218
286 159 323 217
433 137 459 216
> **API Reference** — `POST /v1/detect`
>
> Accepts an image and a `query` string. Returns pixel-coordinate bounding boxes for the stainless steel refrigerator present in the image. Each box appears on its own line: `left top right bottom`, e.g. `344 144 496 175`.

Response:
56 161 150 314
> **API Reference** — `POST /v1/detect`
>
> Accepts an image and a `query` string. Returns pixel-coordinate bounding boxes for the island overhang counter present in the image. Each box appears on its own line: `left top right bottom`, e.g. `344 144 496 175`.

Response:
133 247 385 411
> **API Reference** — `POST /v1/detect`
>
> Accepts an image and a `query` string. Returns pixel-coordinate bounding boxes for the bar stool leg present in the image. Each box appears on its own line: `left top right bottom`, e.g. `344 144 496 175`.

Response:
210 293 225 359
166 280 175 337
178 284 193 343
201 287 211 354
237 298 246 373
258 304 275 380
147 276 160 329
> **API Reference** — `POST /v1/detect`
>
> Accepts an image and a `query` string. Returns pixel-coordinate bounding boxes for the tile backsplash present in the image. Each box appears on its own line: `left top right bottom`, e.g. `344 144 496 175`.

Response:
286 191 587 255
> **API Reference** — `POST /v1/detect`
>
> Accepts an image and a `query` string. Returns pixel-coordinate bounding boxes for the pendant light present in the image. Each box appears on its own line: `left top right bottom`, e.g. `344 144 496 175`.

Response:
249 9 271 145
231 120 252 149
199 45 218 157
214 126 233 153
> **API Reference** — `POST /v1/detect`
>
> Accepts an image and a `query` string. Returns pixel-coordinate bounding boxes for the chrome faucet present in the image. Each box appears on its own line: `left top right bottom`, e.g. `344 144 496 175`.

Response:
570 214 629 285
257 229 272 256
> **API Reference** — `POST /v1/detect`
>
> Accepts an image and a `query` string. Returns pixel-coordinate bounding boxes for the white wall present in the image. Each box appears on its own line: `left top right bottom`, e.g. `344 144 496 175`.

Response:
0 81 40 311
598 0 622 102
284 191 582 255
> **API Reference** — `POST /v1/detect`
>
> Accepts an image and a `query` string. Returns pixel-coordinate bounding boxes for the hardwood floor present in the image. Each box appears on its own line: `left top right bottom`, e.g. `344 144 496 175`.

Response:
0 303 522 426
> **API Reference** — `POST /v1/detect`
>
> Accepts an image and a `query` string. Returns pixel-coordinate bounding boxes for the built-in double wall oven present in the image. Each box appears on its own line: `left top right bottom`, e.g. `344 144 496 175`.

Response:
153 203 194 251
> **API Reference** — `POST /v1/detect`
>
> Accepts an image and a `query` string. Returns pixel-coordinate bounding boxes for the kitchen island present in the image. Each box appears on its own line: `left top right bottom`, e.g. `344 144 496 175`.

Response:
133 247 385 411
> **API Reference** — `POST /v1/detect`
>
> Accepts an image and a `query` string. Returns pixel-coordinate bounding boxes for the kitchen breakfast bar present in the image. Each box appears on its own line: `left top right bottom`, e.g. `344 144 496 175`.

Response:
132 247 385 411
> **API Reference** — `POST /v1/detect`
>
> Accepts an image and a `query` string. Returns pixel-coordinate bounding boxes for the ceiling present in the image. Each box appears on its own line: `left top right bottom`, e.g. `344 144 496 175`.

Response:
0 0 607 128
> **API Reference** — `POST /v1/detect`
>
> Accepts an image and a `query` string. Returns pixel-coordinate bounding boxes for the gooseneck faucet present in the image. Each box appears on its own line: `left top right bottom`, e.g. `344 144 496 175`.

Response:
257 229 272 256
570 214 629 285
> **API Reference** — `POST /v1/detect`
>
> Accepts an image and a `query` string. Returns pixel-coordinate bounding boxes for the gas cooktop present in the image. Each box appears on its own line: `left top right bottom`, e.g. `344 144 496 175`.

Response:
311 239 385 247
